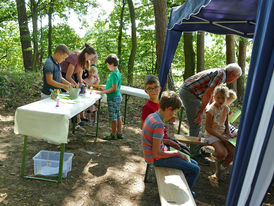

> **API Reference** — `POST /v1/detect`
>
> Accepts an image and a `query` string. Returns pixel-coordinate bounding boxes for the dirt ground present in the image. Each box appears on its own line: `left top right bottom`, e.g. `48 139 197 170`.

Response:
0 96 273 206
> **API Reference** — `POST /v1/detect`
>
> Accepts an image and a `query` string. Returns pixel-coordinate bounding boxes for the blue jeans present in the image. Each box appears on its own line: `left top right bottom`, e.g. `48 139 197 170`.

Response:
153 156 200 190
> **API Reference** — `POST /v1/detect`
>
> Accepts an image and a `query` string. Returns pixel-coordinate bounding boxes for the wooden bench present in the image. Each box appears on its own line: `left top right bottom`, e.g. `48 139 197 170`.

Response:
155 166 196 206
174 134 208 146
145 165 196 206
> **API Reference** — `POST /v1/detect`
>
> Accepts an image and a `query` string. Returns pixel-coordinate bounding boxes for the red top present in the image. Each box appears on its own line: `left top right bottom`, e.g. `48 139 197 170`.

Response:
141 100 169 139
60 52 81 74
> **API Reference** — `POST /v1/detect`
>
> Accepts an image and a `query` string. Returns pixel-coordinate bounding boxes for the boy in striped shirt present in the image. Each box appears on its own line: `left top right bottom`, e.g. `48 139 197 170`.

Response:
142 91 200 191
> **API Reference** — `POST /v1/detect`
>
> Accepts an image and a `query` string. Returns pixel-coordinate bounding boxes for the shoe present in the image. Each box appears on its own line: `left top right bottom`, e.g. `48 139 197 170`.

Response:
103 134 117 140
200 148 211 157
80 117 89 122
93 120 97 125
78 121 85 126
88 120 93 126
193 154 210 166
117 134 123 139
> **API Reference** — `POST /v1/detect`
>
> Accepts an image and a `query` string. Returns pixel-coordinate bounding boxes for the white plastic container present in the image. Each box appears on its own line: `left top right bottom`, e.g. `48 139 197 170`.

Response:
32 150 74 178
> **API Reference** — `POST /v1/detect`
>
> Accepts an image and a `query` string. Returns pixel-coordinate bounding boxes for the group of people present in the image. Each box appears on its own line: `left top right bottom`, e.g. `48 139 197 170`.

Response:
41 43 242 195
141 63 242 194
41 44 123 138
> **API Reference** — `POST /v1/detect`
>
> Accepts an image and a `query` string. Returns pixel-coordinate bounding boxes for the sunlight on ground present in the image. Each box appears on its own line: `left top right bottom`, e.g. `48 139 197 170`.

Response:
119 145 132 152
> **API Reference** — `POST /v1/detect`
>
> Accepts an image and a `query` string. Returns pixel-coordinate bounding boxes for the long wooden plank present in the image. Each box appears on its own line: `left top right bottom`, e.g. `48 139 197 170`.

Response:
154 167 196 206
174 134 208 146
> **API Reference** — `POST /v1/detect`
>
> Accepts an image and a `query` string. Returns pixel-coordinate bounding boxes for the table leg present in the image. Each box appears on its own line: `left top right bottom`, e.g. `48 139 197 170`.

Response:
57 143 65 183
71 116 77 134
21 137 66 183
123 94 129 124
95 99 101 142
177 107 184 134
21 136 28 177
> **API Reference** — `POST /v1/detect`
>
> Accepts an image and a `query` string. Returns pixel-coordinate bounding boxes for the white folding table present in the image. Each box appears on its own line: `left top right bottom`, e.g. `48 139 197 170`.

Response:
119 85 149 124
14 91 101 183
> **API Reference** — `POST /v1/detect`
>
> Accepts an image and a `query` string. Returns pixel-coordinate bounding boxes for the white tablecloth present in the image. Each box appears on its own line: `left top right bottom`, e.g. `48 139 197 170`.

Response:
14 91 101 144
120 85 149 99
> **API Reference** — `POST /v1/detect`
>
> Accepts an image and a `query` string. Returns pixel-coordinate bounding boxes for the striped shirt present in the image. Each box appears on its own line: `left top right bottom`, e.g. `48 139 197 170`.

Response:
183 68 226 98
142 111 167 163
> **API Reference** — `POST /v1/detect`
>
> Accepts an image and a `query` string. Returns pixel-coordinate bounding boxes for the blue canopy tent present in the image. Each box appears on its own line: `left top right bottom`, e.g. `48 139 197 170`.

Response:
158 0 274 205
159 0 257 89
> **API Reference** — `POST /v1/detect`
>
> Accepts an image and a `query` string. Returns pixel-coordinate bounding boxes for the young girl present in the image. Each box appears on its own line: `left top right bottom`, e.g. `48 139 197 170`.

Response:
84 65 100 126
205 84 235 181
226 89 238 137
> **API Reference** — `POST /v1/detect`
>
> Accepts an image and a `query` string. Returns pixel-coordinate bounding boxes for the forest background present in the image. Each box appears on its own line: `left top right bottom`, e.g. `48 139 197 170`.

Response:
0 0 253 104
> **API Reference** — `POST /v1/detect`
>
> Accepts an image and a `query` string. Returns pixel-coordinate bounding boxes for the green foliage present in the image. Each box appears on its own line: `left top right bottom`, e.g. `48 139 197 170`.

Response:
0 22 24 72
0 71 42 107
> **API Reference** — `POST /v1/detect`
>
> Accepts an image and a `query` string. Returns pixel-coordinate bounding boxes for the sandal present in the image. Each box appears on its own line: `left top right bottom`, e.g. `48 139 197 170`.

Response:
103 134 117 140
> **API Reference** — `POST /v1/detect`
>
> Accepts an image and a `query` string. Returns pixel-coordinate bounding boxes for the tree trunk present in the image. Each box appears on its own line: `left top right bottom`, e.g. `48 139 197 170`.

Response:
226 34 237 91
237 38 246 102
127 0 136 86
117 0 126 73
48 0 54 57
197 31 205 73
183 32 195 79
153 0 167 74
16 0 32 71
39 14 44 69
30 0 39 71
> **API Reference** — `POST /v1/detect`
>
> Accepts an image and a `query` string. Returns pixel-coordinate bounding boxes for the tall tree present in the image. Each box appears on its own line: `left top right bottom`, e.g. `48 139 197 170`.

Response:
127 0 136 85
226 34 237 91
197 31 205 72
117 0 126 72
30 0 40 71
16 0 33 71
183 32 195 79
48 0 54 57
237 37 247 102
153 0 175 90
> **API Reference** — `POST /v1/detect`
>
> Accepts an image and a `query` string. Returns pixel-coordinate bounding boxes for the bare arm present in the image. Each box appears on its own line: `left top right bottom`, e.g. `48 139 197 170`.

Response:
97 84 117 94
205 112 228 142
65 64 77 85
152 138 187 161
194 87 214 124
140 120 144 130
45 73 69 91
163 139 181 150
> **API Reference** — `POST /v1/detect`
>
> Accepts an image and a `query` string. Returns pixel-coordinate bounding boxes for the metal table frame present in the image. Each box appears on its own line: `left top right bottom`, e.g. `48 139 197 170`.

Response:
20 99 101 183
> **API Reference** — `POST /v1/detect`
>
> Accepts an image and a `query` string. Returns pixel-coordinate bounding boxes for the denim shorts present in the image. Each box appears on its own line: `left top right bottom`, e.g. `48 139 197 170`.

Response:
107 94 122 121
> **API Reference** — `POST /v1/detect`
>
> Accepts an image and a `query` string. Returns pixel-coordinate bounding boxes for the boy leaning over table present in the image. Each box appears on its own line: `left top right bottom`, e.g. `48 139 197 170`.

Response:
142 91 200 193
41 44 71 99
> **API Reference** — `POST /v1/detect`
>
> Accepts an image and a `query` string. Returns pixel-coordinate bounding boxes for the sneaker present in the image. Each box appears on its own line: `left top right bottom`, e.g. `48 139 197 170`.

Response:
93 120 97 125
80 117 89 122
117 134 123 139
193 154 210 166
78 121 85 126
103 134 117 140
88 120 93 126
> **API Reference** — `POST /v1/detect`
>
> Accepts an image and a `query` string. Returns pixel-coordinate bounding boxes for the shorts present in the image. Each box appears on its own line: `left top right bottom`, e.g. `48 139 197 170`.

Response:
107 94 122 121
205 134 229 145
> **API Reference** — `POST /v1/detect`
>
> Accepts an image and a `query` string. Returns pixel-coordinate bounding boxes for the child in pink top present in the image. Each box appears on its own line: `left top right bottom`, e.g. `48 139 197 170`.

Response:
84 65 100 126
